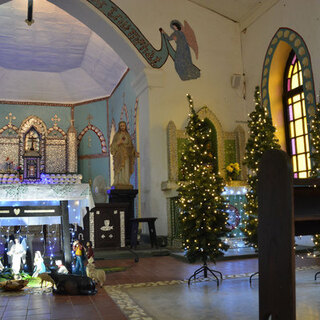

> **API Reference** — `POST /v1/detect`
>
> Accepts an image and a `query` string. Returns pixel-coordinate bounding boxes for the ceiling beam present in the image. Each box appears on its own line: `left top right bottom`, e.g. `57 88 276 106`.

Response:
187 0 238 23
239 0 280 31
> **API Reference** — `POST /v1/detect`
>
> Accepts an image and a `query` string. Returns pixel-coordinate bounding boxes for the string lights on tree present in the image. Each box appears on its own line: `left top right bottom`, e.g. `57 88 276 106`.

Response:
310 102 320 178
241 86 280 249
310 102 320 253
178 94 229 285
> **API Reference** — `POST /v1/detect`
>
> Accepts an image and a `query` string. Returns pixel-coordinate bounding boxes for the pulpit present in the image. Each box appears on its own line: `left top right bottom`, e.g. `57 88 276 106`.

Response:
108 189 138 245
84 203 130 248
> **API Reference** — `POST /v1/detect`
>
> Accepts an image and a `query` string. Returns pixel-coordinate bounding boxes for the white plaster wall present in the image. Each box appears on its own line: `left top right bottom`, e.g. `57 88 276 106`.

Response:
114 0 245 235
241 0 320 116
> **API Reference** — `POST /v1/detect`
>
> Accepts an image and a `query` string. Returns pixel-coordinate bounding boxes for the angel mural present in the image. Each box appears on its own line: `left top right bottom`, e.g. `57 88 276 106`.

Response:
160 20 200 81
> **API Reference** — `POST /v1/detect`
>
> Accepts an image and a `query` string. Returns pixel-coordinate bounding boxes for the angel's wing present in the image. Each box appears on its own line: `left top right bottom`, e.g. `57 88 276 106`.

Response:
182 20 199 60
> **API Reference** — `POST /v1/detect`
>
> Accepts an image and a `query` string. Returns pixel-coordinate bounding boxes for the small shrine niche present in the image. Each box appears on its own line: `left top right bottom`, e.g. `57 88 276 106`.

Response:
23 128 41 181
25 128 40 152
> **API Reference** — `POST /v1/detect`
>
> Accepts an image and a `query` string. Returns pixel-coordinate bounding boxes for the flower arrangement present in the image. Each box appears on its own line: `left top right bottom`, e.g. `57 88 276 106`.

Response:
226 162 241 181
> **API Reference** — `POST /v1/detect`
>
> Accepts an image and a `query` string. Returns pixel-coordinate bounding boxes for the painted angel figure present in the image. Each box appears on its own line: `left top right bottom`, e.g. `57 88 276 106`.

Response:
7 238 26 275
160 20 200 81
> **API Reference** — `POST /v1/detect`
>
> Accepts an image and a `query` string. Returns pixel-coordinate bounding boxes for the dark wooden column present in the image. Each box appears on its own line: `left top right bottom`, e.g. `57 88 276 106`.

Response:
60 201 72 272
258 149 295 320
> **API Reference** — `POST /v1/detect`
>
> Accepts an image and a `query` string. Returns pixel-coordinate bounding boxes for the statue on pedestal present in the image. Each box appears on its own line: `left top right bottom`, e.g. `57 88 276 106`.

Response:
110 121 139 189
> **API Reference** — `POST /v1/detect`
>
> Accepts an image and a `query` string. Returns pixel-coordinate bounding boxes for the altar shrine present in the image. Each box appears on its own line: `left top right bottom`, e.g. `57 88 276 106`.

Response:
0 114 94 271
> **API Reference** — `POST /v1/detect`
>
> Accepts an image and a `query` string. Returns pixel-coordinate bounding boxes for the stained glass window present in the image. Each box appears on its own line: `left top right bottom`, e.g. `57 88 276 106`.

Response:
284 50 310 178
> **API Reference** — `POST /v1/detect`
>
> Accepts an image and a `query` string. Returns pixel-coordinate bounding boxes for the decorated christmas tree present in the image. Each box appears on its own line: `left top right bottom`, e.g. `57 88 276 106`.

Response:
310 103 320 253
178 94 229 268
310 103 320 178
241 86 281 248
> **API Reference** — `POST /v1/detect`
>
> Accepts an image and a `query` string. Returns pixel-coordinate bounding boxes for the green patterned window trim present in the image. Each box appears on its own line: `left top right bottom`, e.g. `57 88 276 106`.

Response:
224 139 236 167
261 28 315 158
177 119 218 180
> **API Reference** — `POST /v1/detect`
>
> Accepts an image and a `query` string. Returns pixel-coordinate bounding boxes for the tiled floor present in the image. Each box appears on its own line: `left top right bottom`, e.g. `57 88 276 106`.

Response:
0 253 318 320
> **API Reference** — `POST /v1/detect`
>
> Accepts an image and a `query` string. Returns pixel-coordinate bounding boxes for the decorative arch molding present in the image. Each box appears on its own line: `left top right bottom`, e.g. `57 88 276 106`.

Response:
0 124 18 135
261 28 316 149
47 126 67 137
197 106 225 175
78 124 107 153
164 106 226 187
19 116 47 138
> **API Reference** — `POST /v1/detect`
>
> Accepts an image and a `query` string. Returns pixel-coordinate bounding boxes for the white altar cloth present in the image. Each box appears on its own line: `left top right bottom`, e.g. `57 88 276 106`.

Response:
0 184 94 227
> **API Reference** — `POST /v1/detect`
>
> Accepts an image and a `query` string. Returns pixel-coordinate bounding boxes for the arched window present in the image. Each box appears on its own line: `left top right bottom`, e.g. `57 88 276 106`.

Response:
283 50 311 178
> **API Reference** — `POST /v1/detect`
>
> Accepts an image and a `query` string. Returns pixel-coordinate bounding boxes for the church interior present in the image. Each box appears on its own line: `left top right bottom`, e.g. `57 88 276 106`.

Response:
0 0 319 319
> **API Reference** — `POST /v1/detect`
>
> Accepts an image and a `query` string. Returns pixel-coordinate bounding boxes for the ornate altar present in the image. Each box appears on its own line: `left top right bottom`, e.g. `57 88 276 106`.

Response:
0 114 93 271
0 115 77 177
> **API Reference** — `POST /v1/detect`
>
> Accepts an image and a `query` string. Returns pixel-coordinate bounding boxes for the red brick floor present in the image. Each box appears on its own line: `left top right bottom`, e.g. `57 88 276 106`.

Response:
0 254 318 320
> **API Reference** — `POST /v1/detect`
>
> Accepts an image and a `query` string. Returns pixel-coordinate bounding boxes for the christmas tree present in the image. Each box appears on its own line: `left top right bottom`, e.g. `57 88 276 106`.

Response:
178 94 229 266
310 102 320 178
310 103 320 252
241 86 281 248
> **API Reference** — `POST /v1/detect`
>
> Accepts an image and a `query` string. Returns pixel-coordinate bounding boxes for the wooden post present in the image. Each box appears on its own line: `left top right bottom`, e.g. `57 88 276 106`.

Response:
60 201 72 272
258 150 295 320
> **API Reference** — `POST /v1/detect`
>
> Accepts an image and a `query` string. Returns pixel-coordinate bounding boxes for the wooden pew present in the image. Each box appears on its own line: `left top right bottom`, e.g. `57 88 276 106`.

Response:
258 149 295 319
294 179 320 235
257 150 320 319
